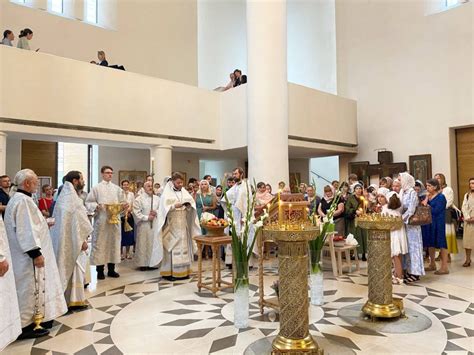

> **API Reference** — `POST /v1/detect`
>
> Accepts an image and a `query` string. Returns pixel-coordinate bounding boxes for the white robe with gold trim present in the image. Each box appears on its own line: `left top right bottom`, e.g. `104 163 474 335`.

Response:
157 182 200 278
50 182 93 306
4 192 67 328
86 181 124 265
0 215 21 351
133 193 163 267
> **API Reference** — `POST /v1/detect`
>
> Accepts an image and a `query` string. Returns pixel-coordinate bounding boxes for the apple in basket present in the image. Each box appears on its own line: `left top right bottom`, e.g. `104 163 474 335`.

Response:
333 236 345 247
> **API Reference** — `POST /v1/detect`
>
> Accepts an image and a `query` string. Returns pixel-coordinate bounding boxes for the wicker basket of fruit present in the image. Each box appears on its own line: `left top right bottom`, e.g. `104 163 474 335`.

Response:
200 213 229 236
333 236 346 247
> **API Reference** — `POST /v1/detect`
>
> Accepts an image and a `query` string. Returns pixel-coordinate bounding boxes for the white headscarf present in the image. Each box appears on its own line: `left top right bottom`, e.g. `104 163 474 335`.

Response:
377 187 390 197
399 172 415 192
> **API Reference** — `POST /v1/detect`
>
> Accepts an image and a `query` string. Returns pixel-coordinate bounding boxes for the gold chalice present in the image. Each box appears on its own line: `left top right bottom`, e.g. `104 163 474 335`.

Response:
106 204 122 224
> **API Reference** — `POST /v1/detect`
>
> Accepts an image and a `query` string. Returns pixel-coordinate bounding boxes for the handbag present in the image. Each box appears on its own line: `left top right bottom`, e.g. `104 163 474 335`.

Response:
409 205 432 226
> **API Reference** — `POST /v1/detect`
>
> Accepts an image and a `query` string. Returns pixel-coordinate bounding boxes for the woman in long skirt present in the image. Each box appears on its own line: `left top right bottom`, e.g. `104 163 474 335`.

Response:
461 178 474 267
399 173 425 283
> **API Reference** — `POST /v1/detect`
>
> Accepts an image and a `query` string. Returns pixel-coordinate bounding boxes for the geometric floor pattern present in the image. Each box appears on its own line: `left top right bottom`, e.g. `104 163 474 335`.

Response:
3 256 474 355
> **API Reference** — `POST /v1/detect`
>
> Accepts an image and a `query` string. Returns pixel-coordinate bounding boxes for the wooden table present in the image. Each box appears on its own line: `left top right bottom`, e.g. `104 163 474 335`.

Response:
193 235 233 296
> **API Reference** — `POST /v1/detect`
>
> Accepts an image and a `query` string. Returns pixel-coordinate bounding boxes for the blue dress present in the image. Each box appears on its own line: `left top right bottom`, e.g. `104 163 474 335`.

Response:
402 189 425 276
425 193 447 249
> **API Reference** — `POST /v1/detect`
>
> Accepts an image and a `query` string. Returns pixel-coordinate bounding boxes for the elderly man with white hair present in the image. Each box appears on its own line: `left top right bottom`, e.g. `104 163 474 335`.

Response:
4 169 67 339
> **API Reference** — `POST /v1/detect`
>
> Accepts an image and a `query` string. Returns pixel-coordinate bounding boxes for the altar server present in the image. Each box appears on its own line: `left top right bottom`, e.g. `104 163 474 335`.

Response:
86 166 127 279
5 169 67 339
50 171 93 309
157 172 200 280
133 181 162 270
0 214 21 350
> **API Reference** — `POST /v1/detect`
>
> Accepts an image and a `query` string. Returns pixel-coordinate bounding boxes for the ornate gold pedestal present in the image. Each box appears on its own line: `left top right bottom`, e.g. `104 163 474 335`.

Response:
356 215 404 319
264 226 323 355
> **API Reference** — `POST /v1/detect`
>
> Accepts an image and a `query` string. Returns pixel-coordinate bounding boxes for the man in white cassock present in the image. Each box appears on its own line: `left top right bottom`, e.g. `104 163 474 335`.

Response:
50 171 93 310
157 172 200 280
0 214 21 350
133 181 163 271
4 169 67 339
86 166 127 279
223 167 256 267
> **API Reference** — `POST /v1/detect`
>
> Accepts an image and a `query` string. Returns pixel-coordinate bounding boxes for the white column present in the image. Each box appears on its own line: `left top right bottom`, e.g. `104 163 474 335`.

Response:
246 0 289 189
0 132 6 176
150 145 172 186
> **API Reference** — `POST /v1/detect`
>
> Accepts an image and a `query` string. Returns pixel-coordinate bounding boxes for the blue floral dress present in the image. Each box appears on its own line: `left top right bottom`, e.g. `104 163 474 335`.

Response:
402 188 425 276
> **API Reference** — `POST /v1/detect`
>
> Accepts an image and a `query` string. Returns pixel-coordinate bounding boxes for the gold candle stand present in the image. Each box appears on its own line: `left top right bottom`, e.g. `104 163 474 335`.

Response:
263 225 323 355
356 214 404 319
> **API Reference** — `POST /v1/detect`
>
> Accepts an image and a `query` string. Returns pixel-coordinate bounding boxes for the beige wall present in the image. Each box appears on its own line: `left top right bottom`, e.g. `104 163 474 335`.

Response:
336 1 473 193
0 0 198 85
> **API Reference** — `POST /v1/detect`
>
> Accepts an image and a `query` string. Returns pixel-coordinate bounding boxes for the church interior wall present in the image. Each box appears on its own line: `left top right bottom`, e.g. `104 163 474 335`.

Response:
172 152 200 183
289 158 310 186
0 0 198 85
336 0 472 195
97 146 150 186
197 0 338 93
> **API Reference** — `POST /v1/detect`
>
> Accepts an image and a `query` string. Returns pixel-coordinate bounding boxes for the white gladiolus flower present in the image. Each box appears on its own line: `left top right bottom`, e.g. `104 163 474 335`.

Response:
255 220 264 228
250 217 256 224
323 216 329 223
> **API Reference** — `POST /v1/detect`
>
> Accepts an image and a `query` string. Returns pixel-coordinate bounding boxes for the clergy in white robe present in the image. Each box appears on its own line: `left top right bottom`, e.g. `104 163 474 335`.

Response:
157 172 200 280
0 215 21 350
4 169 67 338
85 166 127 279
223 168 256 266
133 181 163 269
50 172 93 309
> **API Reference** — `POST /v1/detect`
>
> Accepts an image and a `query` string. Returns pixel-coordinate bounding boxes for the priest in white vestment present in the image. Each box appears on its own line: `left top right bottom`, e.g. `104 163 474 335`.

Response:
157 172 200 280
133 181 163 270
0 215 21 350
223 167 256 267
50 171 93 309
4 169 67 339
86 166 127 279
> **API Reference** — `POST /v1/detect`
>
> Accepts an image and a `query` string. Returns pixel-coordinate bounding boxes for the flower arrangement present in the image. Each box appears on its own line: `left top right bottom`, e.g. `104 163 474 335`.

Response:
223 179 270 290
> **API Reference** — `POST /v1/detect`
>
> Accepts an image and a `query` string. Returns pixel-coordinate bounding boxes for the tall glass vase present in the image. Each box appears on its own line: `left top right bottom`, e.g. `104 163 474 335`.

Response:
234 261 249 329
309 249 324 306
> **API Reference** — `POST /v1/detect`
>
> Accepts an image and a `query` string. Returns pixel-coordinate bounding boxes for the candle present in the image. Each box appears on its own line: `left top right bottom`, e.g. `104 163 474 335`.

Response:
151 157 155 175
289 203 293 222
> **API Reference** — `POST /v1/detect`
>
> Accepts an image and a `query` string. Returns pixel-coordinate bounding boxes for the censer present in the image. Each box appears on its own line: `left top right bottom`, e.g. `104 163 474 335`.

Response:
33 264 45 331
123 210 133 232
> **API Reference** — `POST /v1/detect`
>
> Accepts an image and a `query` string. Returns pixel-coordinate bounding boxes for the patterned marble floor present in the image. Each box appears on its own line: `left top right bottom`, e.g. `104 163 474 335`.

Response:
3 250 474 355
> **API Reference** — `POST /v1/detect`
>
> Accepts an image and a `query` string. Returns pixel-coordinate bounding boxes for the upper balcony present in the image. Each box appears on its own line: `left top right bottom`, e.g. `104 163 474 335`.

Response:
0 46 357 156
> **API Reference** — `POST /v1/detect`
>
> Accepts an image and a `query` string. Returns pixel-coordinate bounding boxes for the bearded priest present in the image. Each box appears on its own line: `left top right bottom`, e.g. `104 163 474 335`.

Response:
4 169 67 339
0 214 21 350
133 181 162 271
157 172 200 281
50 171 93 310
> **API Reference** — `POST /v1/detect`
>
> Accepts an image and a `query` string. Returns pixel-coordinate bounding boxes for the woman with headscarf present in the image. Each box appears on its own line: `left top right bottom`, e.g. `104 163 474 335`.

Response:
415 180 430 258
434 173 458 261
399 172 425 282
344 183 367 260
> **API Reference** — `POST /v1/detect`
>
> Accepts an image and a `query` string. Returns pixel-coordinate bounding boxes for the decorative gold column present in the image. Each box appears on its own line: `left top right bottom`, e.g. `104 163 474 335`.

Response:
356 215 404 319
263 225 323 354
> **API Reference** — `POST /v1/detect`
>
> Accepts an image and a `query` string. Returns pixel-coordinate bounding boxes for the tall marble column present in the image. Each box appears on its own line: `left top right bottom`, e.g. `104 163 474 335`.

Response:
0 132 6 176
246 0 289 189
150 145 172 186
